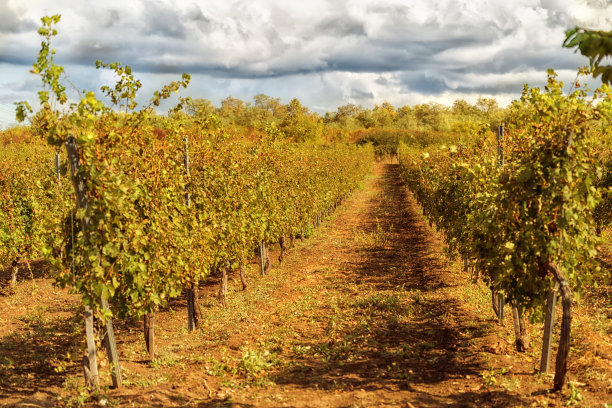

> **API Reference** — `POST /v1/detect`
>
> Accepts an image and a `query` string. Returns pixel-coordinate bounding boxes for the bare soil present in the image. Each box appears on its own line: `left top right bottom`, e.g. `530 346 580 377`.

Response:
1 162 610 407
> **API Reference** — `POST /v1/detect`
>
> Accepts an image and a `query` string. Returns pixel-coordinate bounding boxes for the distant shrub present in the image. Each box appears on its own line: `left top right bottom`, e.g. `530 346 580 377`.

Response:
0 126 33 146
355 128 462 158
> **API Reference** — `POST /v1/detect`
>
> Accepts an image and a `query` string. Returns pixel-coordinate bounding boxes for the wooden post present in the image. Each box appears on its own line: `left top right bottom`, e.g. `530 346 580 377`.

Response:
497 123 505 167
187 289 195 332
9 259 18 289
259 242 265 276
218 264 228 307
101 298 122 388
192 282 201 327
65 136 122 389
55 152 61 186
278 236 287 263
495 125 506 325
498 293 505 324
183 135 190 207
239 262 248 290
82 305 99 389
65 137 88 217
512 305 520 341
548 264 571 391
540 283 559 374
143 312 155 361
264 243 270 272
511 304 529 352
183 135 197 332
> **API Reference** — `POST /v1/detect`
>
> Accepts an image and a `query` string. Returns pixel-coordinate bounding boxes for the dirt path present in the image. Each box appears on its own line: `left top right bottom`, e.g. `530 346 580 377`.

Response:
1 162 609 407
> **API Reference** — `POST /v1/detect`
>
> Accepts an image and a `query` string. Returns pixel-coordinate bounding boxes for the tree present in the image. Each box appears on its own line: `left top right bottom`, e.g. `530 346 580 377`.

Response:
372 102 396 127
413 103 450 131
356 109 375 129
185 98 215 117
476 97 500 116
281 98 323 142
452 99 480 117
324 104 363 131
218 96 247 126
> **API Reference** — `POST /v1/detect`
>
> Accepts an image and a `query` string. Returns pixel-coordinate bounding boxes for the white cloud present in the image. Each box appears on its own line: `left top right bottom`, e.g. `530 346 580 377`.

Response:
0 0 609 128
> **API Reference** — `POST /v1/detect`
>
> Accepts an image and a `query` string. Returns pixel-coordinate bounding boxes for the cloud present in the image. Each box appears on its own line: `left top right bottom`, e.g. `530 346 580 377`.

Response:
350 88 375 100
98 8 122 29
0 0 607 126
0 0 37 34
314 15 367 37
399 72 450 94
142 0 188 39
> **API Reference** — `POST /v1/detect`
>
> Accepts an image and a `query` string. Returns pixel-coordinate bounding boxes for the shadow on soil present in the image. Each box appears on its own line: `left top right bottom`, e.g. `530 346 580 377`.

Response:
108 391 255 408
0 259 50 296
271 163 527 406
0 302 82 400
590 254 612 336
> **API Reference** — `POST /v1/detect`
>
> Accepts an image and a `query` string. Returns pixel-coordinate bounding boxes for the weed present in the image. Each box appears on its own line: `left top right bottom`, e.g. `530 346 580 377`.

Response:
566 381 584 406
150 351 185 370
21 305 48 325
353 218 392 247
481 367 506 388
0 356 14 368
122 372 169 387
57 376 90 407
52 352 73 373
206 354 233 377
290 344 312 357
250 377 276 387
206 346 279 385
411 289 422 305
392 344 414 358
329 378 349 391
354 293 402 312
220 379 242 388
501 376 521 391
237 347 275 377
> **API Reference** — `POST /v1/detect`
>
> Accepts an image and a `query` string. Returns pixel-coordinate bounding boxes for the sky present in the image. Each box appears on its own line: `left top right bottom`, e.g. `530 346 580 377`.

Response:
0 0 610 128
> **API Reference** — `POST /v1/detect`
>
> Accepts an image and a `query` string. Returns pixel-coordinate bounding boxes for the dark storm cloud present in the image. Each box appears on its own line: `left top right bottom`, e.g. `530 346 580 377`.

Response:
375 76 389 85
315 16 367 37
13 0 500 80
185 4 214 33
185 5 211 23
70 41 124 65
102 9 121 28
0 0 36 34
0 0 610 125
453 81 532 94
2 0 589 82
142 0 188 39
321 41 433 73
350 88 375 100
399 72 450 94
0 54 33 65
